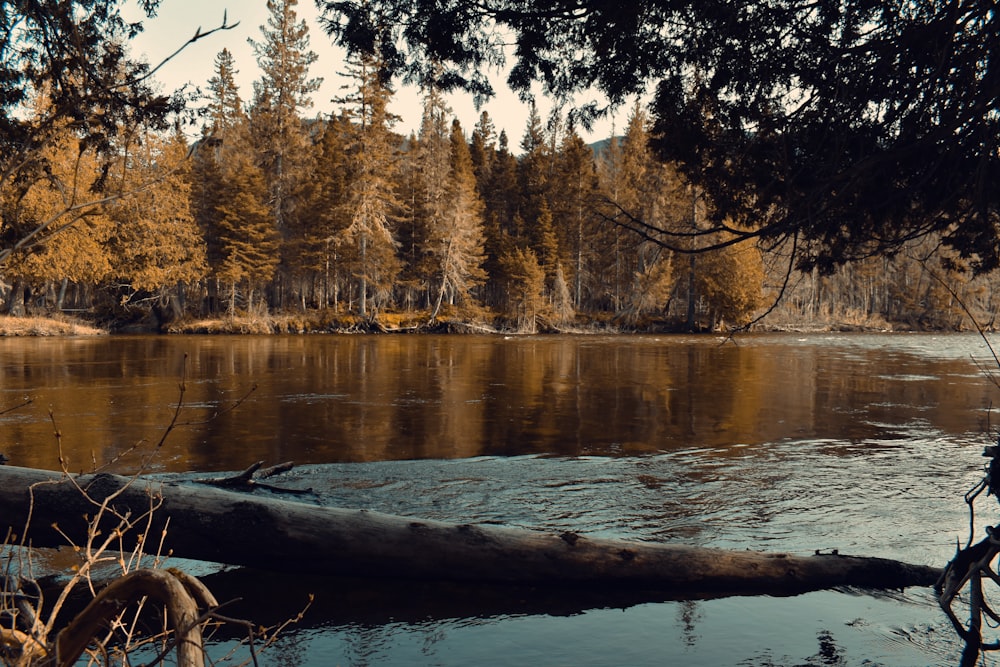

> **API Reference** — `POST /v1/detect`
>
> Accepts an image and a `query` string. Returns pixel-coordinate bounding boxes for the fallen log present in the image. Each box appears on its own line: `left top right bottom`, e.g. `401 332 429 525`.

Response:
0 465 940 596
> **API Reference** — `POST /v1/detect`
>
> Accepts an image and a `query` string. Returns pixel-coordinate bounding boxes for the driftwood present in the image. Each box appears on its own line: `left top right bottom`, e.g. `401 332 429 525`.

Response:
936 444 1000 666
55 568 216 667
0 465 940 596
196 460 307 494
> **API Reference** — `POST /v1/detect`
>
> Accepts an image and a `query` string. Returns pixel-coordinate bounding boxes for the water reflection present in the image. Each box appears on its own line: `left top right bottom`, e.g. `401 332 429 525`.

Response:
0 333 995 472
4 332 998 665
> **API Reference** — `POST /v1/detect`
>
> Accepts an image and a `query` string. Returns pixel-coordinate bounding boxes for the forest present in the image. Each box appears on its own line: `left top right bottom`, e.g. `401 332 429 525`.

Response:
2 0 998 334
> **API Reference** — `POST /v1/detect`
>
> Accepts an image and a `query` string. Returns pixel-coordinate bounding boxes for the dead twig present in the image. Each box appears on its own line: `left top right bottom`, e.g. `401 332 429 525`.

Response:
196 461 310 496
2 359 294 665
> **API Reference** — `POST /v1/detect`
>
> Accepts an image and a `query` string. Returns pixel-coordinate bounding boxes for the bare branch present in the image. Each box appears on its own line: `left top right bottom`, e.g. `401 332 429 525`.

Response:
113 13 240 92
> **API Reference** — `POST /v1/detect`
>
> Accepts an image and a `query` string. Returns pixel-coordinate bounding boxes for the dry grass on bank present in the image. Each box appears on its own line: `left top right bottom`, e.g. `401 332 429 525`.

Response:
167 308 433 335
0 315 106 336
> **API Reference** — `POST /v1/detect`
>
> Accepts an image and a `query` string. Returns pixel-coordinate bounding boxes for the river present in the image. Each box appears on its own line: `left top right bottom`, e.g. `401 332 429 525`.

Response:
1 332 999 665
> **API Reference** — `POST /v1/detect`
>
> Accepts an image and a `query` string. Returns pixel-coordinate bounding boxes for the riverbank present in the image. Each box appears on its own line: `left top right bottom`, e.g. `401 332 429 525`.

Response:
0 310 940 336
165 314 601 335
163 307 902 335
0 315 106 336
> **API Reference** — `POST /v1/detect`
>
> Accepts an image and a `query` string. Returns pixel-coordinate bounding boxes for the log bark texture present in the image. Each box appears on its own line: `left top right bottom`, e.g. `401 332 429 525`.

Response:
0 466 940 596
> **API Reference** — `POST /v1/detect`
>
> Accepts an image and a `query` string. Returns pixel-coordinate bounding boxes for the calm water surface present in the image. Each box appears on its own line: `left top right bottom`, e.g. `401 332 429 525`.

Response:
2 332 1000 665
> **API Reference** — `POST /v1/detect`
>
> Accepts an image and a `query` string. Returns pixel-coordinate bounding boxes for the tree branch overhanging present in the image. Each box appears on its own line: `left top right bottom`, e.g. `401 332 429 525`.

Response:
317 0 998 273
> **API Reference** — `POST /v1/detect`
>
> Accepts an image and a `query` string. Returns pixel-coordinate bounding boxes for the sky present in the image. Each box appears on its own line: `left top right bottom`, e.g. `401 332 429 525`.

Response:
126 0 621 145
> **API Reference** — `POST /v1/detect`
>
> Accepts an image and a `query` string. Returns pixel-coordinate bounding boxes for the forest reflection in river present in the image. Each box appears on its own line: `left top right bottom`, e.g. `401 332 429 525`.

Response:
0 332 995 472
3 332 1000 665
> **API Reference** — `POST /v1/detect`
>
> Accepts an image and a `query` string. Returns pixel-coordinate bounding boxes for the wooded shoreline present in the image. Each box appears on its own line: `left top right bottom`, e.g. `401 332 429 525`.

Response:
0 311 924 337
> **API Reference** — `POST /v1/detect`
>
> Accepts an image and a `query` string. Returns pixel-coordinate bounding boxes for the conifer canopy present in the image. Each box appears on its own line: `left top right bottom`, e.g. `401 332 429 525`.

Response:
317 0 1000 273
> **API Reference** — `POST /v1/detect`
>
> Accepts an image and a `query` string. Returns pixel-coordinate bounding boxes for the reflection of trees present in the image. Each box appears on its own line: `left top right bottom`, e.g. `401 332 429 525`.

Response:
342 624 393 667
665 344 765 449
1 336 996 470
677 600 702 647
483 339 691 455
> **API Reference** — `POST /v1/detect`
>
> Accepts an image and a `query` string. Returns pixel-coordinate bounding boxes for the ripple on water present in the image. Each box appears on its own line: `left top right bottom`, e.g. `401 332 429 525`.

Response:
166 429 991 665
284 431 980 566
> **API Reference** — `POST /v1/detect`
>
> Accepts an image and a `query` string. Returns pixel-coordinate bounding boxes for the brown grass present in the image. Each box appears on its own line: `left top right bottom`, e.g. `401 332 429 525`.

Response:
0 315 106 336
168 308 437 334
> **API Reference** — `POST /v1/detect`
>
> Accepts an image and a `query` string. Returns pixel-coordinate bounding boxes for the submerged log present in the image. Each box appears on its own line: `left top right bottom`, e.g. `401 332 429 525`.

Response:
0 465 940 596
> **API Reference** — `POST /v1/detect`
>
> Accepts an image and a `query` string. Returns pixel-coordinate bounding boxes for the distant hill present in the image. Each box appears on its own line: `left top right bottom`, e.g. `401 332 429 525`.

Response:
588 137 618 157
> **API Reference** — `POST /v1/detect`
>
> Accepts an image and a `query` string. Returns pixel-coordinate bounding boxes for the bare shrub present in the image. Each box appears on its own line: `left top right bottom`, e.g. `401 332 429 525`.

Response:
0 370 307 665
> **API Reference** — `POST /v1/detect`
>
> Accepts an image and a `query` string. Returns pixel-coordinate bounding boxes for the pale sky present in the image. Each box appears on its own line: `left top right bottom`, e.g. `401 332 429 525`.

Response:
126 0 620 145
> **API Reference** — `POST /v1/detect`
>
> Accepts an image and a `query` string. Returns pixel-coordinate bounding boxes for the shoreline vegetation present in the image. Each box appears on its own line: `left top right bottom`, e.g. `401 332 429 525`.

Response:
0 309 920 337
0 315 107 337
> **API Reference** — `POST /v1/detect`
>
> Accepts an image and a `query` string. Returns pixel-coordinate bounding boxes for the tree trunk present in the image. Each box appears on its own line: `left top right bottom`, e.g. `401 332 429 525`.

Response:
0 466 940 596
429 274 448 321
5 280 26 316
56 278 68 311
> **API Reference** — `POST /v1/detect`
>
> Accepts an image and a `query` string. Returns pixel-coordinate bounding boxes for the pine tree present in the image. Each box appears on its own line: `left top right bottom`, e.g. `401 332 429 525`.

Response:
479 130 520 309
469 111 497 196
411 84 454 305
337 52 403 318
194 48 251 313
598 101 686 324
500 247 546 333
205 48 244 136
213 144 282 312
306 113 354 308
518 101 556 267
394 130 424 308
248 0 322 306
695 234 766 330
551 120 600 309
190 144 226 312
194 101 283 313
534 200 560 283
426 120 487 321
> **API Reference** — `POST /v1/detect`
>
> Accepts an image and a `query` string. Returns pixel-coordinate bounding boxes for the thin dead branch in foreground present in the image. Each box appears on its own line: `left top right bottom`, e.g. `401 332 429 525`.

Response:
0 362 305 665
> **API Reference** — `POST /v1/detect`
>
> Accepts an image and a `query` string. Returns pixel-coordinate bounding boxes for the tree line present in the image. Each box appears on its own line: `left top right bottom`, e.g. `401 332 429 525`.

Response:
2 0 997 333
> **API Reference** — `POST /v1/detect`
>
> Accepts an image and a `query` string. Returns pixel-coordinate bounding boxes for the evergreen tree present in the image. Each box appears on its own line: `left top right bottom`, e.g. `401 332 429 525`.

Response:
194 82 283 315
469 111 497 196
205 48 244 136
599 102 685 324
533 200 560 281
694 234 766 330
213 143 282 312
194 48 252 312
426 120 487 320
105 129 207 308
500 246 546 333
485 131 519 229
306 113 355 308
479 130 520 308
394 130 424 308
5 103 113 312
551 120 600 308
337 52 403 318
190 143 226 312
412 84 454 305
248 0 322 305
517 101 555 266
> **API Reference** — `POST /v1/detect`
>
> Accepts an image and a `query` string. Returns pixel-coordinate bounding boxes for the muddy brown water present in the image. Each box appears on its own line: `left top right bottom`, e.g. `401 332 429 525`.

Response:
2 332 999 665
